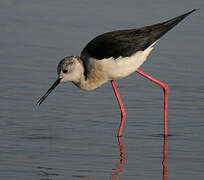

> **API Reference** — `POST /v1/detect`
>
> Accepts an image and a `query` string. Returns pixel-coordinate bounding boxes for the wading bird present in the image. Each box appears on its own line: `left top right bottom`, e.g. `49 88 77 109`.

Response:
37 9 197 137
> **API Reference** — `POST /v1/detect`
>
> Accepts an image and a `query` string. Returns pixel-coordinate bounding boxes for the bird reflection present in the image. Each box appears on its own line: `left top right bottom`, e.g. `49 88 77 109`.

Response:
111 137 125 180
111 135 167 180
162 135 167 180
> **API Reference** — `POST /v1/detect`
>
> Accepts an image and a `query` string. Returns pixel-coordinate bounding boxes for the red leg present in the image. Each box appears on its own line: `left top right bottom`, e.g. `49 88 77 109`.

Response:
111 80 127 137
136 69 168 136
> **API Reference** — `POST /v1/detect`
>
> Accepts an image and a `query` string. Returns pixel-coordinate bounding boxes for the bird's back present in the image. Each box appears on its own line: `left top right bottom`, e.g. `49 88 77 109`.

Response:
81 9 197 60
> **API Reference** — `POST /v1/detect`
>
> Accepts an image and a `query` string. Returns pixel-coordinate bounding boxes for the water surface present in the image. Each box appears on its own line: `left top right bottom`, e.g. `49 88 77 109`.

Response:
0 0 204 179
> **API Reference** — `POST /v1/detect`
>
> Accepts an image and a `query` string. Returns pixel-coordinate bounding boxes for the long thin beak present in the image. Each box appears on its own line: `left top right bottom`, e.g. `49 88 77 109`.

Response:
36 78 61 105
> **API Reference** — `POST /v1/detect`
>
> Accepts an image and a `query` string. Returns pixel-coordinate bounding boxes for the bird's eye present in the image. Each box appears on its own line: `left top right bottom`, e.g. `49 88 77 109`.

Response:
63 70 68 73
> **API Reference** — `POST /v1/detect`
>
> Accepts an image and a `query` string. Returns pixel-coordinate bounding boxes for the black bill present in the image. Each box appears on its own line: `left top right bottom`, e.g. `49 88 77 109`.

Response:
37 78 61 105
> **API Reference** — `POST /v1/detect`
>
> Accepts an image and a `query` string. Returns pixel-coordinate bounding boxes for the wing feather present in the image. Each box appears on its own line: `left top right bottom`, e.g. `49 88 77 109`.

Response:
80 9 197 60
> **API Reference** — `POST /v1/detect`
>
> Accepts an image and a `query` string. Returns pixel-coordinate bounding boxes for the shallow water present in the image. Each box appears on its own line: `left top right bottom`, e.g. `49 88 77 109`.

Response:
0 0 204 179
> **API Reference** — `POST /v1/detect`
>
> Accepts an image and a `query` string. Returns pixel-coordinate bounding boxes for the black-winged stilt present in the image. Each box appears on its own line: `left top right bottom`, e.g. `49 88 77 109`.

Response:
37 9 197 137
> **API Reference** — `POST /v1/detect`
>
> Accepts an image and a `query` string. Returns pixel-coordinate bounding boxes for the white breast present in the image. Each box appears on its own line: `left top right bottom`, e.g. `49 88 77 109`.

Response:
91 41 157 80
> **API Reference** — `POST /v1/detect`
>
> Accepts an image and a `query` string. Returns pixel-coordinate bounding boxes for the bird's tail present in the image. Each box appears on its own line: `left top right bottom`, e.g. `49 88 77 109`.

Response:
161 9 199 30
141 9 198 50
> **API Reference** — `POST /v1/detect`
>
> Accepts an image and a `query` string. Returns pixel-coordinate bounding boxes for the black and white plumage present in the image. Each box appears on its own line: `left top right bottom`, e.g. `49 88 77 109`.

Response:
37 9 197 105
81 9 196 60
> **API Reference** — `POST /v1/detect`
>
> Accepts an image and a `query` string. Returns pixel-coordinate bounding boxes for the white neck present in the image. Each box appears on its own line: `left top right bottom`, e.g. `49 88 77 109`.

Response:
73 58 108 91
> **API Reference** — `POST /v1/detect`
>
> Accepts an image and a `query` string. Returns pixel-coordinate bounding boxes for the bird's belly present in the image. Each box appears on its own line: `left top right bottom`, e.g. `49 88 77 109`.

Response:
99 45 154 80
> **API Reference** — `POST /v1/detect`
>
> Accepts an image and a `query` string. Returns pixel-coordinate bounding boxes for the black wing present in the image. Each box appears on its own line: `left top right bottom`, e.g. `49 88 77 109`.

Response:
81 9 197 60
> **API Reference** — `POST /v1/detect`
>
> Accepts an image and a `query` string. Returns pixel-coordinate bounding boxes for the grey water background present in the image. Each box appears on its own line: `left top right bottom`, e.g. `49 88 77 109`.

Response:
0 0 203 179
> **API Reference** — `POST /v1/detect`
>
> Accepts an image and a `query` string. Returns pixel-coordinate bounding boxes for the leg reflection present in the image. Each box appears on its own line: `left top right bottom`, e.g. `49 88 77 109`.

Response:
162 136 167 180
111 136 167 180
111 137 125 180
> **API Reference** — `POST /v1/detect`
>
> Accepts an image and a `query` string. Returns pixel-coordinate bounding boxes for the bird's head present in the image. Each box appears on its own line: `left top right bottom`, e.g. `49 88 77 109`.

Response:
58 56 83 83
37 56 84 105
